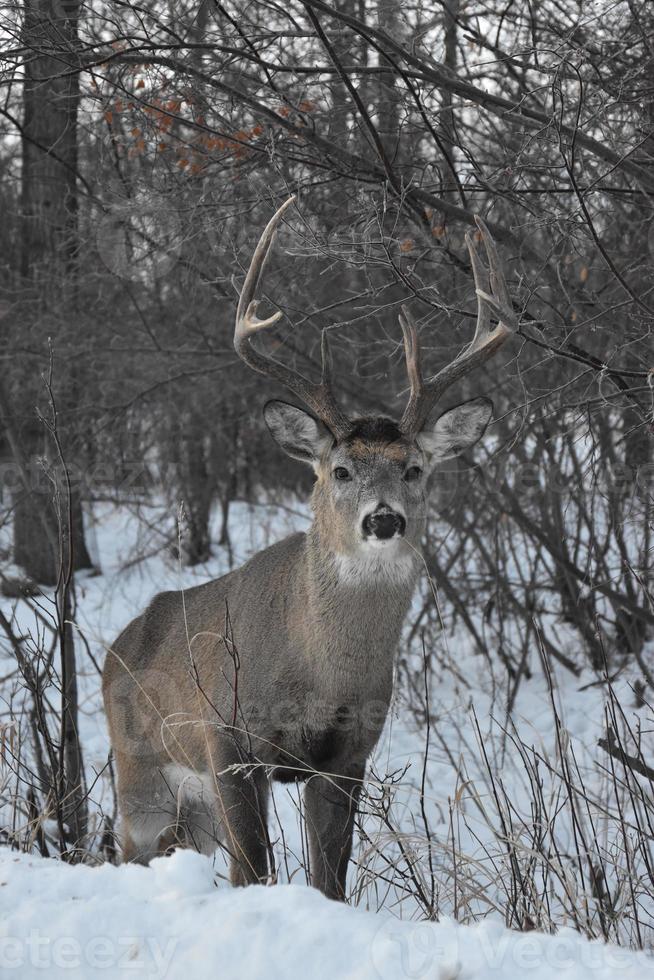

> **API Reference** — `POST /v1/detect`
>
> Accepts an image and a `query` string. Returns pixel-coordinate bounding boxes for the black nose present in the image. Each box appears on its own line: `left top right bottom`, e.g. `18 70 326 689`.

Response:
362 508 406 540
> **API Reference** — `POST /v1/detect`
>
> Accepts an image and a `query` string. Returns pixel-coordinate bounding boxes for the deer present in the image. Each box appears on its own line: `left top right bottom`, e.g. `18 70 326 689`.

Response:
102 196 516 900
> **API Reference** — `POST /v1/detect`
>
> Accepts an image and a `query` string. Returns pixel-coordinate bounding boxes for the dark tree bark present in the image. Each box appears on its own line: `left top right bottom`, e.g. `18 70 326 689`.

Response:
21 0 79 282
17 0 92 583
183 433 212 565
170 410 213 566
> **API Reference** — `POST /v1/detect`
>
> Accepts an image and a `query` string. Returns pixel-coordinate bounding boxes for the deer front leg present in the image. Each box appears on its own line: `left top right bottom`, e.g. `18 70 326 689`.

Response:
215 766 270 887
304 767 363 900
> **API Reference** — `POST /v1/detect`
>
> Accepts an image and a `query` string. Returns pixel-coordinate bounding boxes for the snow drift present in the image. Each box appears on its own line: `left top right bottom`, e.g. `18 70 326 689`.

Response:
1 847 653 980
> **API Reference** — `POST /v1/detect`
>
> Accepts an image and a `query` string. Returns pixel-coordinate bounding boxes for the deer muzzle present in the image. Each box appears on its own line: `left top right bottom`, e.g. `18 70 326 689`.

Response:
362 505 406 541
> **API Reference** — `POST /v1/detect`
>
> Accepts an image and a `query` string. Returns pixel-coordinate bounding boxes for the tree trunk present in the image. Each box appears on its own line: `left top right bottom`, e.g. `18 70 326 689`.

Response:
59 582 87 848
377 0 401 159
18 0 91 582
21 0 79 282
173 412 213 566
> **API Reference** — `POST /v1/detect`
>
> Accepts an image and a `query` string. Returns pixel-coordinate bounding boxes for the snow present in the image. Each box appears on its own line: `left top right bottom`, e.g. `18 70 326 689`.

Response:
1 847 652 980
2 497 654 975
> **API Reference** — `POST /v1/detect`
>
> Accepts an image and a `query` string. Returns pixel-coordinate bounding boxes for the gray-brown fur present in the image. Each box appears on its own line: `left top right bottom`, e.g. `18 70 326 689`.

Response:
104 198 512 899
103 401 492 899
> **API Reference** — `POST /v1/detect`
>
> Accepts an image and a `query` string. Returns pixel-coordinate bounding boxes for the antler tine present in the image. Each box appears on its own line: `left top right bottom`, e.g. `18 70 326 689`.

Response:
466 225 492 341
234 196 351 439
235 195 296 335
472 216 518 330
399 216 517 436
398 305 424 428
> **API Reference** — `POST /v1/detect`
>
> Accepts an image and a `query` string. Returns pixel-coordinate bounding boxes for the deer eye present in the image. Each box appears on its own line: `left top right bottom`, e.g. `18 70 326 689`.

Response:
403 465 422 482
333 466 352 481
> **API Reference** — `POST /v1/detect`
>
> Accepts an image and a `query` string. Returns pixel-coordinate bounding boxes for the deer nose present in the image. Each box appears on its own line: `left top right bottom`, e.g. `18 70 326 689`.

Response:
362 506 406 540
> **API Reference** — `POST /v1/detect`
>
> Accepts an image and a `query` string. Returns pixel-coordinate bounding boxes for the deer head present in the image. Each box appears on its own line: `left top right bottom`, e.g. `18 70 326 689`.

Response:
234 196 516 570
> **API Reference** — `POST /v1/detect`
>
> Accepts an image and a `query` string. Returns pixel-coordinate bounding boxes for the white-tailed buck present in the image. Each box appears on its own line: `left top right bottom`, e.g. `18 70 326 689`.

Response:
103 197 516 899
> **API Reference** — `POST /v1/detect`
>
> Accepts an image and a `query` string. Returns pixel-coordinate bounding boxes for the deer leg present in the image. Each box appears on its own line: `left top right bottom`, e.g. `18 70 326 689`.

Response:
304 767 363 900
214 763 270 887
116 758 181 864
120 806 179 864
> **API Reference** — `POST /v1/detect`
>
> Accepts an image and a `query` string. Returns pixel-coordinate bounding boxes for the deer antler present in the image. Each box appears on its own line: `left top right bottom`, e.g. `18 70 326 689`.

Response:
234 195 351 439
399 216 518 436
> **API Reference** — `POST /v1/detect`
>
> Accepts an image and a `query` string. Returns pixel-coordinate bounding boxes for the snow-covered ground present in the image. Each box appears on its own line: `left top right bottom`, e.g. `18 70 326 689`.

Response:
1 497 654 977
1 847 653 979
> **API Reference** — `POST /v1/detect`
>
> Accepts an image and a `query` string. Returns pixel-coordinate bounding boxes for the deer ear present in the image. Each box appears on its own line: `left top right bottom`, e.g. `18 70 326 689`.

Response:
417 397 493 468
264 401 333 465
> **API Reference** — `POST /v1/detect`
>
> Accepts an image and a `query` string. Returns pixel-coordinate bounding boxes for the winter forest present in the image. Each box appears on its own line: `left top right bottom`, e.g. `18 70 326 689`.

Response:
1 0 654 977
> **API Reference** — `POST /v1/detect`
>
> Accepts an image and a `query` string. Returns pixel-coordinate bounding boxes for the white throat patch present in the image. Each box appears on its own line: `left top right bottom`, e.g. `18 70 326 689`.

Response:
332 541 418 587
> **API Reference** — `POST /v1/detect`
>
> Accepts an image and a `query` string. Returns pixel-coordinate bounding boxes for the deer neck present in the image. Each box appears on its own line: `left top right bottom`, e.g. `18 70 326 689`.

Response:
302 524 419 645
